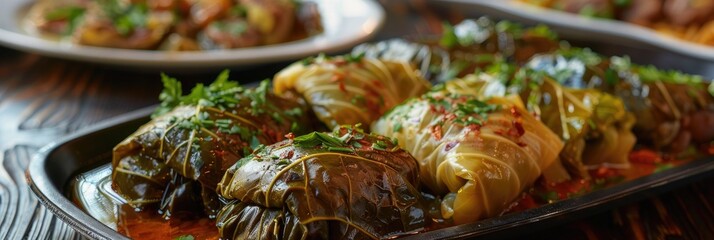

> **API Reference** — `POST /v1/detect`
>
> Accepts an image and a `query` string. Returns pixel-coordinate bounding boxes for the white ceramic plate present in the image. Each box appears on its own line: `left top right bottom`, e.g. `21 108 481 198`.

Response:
441 0 714 61
0 0 384 69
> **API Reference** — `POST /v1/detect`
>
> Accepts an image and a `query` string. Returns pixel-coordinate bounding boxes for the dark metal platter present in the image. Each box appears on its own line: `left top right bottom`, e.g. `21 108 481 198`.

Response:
22 3 714 239
25 104 714 240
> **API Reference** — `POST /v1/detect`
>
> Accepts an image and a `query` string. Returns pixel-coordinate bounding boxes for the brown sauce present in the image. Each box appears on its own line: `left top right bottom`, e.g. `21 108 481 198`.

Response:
117 204 218 240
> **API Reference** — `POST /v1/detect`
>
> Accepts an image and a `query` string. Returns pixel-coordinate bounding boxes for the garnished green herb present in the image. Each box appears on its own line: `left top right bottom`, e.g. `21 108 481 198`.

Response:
44 6 86 35
327 147 354 153
290 122 300 133
344 52 365 63
495 21 525 39
527 24 558 40
174 234 195 240
439 22 458 49
211 20 248 36
374 140 388 150
250 136 261 149
153 70 244 118
45 6 85 21
425 92 499 127
229 5 247 17
285 107 303 117
392 121 402 132
247 80 270 115
371 142 386 151
276 159 290 167
604 68 618 85
97 0 148 36
560 48 602 66
293 132 346 148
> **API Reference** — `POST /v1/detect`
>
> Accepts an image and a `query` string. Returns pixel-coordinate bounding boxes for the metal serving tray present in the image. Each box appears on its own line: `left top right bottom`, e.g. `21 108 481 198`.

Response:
25 104 714 239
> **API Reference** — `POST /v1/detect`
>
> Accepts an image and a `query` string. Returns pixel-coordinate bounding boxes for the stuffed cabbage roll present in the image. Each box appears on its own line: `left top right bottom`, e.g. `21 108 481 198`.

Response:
527 48 714 154
273 54 431 129
517 76 636 181
352 17 559 83
112 71 315 217
371 88 563 224
439 70 636 182
216 126 426 239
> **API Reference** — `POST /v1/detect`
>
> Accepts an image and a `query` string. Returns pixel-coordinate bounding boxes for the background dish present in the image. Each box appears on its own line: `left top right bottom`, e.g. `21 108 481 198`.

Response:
0 0 384 69
440 0 714 61
26 106 714 240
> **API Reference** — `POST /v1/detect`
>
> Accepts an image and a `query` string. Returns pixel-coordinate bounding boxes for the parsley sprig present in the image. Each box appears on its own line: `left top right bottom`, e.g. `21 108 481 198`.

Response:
97 0 148 36
152 70 244 118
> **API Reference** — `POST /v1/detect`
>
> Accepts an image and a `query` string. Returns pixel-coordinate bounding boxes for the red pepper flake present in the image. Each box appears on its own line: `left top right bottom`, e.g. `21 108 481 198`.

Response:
517 142 528 147
445 141 459 151
445 113 457 121
466 124 481 132
331 72 345 82
280 150 295 159
285 132 295 140
331 73 347 93
510 106 521 118
213 149 226 159
371 80 383 88
512 119 525 137
431 125 443 140
629 149 661 164
592 166 618 179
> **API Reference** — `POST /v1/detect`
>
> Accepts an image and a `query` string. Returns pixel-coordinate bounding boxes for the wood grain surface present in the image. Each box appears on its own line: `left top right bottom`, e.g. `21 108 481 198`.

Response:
1 1 714 239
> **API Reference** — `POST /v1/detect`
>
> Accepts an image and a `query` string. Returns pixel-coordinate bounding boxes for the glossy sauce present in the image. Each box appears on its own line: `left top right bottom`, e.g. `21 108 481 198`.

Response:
117 205 218 240
506 148 696 213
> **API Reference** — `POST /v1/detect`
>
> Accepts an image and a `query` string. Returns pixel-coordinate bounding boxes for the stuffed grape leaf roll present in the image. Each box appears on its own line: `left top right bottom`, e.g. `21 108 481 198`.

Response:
371 87 563 224
216 126 426 239
273 54 431 129
112 71 316 217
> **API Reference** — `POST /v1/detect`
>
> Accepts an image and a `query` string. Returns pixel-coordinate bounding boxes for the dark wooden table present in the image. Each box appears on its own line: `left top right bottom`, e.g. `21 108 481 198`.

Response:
1 1 714 239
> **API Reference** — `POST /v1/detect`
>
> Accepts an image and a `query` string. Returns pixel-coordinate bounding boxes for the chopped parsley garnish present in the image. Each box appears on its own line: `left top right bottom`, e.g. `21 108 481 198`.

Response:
293 132 346 148
371 142 386 151
327 147 353 153
344 52 365 63
211 20 248 36
439 22 458 49
152 70 244 118
97 0 148 36
392 121 402 132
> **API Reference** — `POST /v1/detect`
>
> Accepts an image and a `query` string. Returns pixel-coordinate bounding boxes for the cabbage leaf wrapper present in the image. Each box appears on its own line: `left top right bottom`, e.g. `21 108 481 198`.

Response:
273 54 431 129
216 126 426 239
443 71 636 182
371 88 563 224
112 73 315 218
527 49 714 153
351 17 559 83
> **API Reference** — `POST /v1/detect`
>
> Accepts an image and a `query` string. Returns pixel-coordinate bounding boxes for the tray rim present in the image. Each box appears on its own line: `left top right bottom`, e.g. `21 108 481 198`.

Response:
26 105 714 240
26 106 154 240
